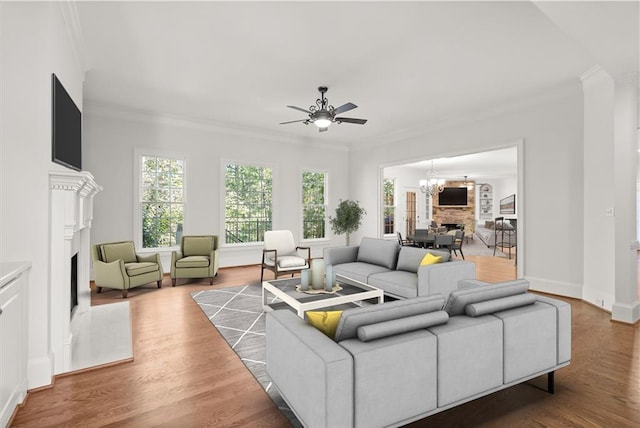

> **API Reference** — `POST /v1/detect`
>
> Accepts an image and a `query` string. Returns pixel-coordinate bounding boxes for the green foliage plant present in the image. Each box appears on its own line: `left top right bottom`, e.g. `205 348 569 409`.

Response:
329 199 366 245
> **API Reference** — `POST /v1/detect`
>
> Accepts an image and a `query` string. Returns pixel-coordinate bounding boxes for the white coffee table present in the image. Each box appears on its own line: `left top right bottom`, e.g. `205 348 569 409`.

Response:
262 274 384 318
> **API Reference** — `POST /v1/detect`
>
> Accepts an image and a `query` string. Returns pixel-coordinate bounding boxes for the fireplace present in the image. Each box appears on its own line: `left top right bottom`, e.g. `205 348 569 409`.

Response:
49 170 101 374
70 253 78 317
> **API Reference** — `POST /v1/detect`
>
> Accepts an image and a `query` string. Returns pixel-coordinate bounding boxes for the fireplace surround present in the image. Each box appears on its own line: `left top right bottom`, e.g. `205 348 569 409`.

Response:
49 170 101 374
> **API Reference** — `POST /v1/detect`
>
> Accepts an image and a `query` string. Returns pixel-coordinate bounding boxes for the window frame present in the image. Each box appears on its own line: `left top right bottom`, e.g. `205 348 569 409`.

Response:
300 169 328 242
133 149 187 252
222 160 274 246
383 177 396 236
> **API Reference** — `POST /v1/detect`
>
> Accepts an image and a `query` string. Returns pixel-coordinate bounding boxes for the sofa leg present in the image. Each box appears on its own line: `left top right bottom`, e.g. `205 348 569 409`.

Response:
157 280 162 288
97 287 102 294
122 289 128 298
209 277 213 285
547 371 555 394
172 278 176 287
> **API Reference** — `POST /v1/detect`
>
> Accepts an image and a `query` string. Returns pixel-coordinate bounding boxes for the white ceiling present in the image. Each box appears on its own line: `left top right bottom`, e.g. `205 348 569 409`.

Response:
76 1 638 174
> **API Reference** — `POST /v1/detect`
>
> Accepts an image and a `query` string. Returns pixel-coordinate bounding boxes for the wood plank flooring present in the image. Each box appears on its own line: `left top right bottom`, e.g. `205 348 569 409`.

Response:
11 257 640 427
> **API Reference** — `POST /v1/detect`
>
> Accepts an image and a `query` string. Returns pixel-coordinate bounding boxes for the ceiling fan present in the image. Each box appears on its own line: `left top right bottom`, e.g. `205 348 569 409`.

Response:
280 86 367 133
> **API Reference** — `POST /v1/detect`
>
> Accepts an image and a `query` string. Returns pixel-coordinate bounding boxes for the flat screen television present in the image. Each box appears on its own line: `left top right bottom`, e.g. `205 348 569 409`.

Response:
52 73 82 171
438 187 468 206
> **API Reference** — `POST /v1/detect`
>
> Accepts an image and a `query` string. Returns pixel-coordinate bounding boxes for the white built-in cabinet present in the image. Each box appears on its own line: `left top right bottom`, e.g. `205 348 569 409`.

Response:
0 262 30 428
478 184 493 220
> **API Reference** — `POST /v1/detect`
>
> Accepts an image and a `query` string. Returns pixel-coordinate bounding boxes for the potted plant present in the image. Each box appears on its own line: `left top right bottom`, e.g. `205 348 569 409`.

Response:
329 199 366 245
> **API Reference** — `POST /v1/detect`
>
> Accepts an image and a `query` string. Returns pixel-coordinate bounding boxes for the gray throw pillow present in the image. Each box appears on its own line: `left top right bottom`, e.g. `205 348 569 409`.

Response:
334 295 445 342
356 311 449 342
444 280 529 316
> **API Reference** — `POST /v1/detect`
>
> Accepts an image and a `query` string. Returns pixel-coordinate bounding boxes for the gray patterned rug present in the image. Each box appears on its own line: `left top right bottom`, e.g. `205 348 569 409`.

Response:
191 284 303 427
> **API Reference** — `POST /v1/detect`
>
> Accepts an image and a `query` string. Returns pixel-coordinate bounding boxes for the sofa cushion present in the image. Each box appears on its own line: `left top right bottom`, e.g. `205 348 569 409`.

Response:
333 262 390 284
183 236 214 256
368 271 418 299
334 295 445 342
465 293 537 317
357 237 400 270
444 279 530 316
175 255 210 268
264 255 307 269
307 310 343 339
356 311 449 342
101 242 137 263
124 262 158 276
396 247 428 273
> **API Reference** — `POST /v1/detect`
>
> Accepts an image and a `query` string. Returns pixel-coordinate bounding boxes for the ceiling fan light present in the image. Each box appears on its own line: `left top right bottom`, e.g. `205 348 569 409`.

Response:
314 117 332 128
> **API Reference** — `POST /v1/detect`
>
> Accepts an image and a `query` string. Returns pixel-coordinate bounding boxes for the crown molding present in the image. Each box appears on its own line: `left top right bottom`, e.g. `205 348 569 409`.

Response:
349 81 581 151
83 100 349 153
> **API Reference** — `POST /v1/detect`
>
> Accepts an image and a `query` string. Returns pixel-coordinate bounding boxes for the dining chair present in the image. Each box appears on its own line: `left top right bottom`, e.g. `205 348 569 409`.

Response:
451 230 465 259
434 234 454 254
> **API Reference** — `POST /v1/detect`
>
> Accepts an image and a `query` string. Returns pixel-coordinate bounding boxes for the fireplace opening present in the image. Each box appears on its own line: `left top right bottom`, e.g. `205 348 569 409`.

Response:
71 253 78 317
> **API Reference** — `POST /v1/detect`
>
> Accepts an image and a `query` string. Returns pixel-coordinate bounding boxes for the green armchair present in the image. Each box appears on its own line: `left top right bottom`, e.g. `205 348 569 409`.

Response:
171 235 219 286
91 241 163 298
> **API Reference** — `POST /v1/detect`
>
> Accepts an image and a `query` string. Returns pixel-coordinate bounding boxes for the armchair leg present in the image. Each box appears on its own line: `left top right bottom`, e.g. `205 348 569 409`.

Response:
172 279 176 287
157 280 162 288
209 277 213 285
122 289 128 298
97 287 102 294
260 268 264 283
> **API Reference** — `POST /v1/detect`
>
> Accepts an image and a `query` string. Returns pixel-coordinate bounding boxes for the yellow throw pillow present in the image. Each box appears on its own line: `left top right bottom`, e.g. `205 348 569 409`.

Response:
307 310 343 339
420 253 443 266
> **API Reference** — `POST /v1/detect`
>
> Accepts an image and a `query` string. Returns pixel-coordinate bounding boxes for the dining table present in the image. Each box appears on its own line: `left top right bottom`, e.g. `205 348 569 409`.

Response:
406 233 435 248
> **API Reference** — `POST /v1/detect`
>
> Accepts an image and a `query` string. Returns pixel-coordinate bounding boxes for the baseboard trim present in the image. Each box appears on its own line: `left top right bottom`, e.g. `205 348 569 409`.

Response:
612 301 640 324
27 352 54 390
524 276 582 299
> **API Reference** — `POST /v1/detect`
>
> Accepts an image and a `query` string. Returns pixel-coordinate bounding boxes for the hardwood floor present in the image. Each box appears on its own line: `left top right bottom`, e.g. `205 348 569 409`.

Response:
11 257 640 427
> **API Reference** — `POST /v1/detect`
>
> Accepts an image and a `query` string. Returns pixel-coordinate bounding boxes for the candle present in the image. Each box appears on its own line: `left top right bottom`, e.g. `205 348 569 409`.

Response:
311 259 325 290
300 269 310 291
325 265 334 292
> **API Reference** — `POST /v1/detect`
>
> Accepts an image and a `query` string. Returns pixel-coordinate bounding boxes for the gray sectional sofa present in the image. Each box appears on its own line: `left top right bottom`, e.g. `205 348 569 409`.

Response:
266 279 571 428
324 237 476 299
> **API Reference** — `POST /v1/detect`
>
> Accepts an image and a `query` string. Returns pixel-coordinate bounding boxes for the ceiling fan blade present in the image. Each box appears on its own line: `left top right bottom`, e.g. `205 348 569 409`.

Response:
287 105 312 114
335 117 367 125
319 127 329 133
333 102 357 115
279 119 308 125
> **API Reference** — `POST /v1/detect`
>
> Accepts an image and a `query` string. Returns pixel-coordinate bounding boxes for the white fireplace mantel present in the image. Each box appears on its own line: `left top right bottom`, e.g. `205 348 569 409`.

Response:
49 170 102 374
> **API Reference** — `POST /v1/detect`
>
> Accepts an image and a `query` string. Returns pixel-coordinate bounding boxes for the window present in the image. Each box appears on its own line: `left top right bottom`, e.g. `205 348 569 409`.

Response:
225 164 272 244
383 178 395 234
140 155 185 248
302 171 327 239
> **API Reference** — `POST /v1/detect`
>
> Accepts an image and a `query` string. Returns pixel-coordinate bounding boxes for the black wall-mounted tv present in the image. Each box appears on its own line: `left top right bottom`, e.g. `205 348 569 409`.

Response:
438 187 468 206
52 73 82 171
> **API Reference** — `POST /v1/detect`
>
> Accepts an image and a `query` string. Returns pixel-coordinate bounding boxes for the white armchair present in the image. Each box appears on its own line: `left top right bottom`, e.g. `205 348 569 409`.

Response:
261 230 311 282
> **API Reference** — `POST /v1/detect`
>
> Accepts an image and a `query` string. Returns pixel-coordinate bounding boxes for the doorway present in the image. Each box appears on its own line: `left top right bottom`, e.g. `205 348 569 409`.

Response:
405 191 416 236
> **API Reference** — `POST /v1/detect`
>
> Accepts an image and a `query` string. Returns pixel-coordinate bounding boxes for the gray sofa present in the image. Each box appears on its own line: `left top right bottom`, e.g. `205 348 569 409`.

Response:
324 237 476 299
266 279 571 428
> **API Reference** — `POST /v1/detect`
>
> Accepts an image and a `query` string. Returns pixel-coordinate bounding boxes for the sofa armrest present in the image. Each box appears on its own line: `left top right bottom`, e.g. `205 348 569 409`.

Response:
324 245 359 266
266 310 353 428
457 279 490 290
417 260 476 299
94 259 127 288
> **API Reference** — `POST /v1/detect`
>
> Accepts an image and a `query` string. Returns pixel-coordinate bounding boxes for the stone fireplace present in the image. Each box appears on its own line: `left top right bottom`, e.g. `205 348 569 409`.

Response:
49 170 101 374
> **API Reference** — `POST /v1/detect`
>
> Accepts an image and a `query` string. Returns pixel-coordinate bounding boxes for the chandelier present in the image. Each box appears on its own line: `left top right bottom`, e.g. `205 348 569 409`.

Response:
419 160 445 196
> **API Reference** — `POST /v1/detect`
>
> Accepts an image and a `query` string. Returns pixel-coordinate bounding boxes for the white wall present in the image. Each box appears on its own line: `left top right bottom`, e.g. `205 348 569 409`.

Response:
83 108 350 271
349 87 585 297
1 2 85 388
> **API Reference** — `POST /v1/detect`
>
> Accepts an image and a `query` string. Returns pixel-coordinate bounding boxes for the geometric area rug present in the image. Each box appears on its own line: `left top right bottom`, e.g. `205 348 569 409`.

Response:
191 284 303 427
